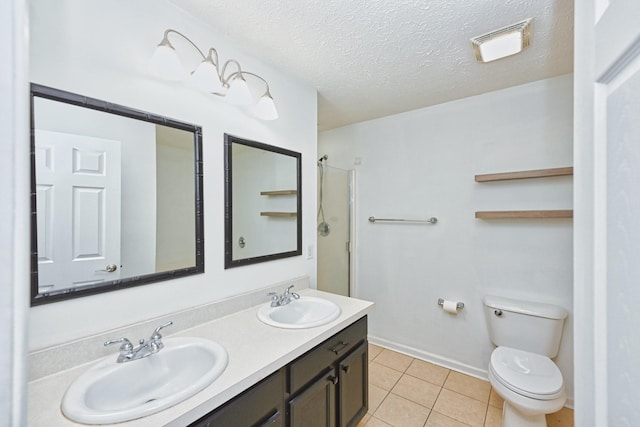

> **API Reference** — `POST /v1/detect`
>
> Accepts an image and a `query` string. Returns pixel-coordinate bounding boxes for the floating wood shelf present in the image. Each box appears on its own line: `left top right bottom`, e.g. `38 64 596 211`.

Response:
260 190 297 196
475 167 573 182
260 212 297 218
475 210 573 219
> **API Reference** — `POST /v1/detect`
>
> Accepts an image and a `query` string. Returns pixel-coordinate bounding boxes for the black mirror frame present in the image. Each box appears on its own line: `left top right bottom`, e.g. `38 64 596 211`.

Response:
224 134 302 268
30 83 205 306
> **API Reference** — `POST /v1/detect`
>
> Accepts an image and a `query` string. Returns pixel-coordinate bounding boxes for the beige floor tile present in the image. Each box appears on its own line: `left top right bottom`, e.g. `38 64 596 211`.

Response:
484 405 501 427
443 371 491 403
425 411 470 427
405 358 450 386
391 374 442 409
375 349 414 372
369 344 384 361
488 388 504 409
373 393 431 427
432 389 488 427
369 362 403 391
546 406 574 427
365 416 393 426
357 413 371 427
368 384 389 414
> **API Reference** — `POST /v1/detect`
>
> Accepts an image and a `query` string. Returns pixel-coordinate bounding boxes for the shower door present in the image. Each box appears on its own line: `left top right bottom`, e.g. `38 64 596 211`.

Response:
317 165 352 296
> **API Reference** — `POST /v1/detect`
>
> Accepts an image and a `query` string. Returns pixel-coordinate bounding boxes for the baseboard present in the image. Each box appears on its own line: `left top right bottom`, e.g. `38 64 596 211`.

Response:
368 334 489 381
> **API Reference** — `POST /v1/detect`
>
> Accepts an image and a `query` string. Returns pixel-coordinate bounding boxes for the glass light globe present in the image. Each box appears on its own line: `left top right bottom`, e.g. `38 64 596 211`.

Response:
149 43 187 81
225 75 254 106
253 93 279 120
191 59 223 93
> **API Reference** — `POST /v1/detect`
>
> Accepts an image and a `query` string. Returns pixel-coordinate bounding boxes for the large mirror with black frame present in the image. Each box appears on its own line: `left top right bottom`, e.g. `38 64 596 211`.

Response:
224 134 302 268
30 83 204 305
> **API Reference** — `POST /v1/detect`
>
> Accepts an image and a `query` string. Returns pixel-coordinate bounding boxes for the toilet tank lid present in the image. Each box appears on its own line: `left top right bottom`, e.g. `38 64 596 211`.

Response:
483 295 568 320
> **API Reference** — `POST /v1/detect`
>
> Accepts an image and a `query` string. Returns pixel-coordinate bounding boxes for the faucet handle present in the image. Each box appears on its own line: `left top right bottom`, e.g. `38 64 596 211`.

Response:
150 321 173 341
104 337 133 350
285 285 300 299
104 338 134 362
149 321 173 353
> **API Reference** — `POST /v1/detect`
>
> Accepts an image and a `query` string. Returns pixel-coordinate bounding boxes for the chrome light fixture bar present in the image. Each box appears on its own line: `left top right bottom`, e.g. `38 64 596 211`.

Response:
471 19 532 63
149 29 278 120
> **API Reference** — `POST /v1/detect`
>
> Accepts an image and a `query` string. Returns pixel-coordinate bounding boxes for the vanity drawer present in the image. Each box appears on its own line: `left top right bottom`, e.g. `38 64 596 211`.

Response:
190 367 285 427
288 316 367 394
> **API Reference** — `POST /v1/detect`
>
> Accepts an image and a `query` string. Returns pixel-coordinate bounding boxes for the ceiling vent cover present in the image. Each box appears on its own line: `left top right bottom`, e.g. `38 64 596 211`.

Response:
471 18 532 63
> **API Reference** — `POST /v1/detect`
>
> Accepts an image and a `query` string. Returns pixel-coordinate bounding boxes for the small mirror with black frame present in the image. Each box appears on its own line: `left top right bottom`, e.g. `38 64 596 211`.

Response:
224 134 302 268
30 83 205 305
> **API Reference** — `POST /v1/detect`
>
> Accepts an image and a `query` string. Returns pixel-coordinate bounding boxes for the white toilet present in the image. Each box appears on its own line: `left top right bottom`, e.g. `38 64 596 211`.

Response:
483 295 568 427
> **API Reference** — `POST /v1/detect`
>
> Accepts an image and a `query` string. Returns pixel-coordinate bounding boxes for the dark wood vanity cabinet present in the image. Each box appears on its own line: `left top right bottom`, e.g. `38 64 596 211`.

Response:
190 367 285 427
287 317 368 427
188 316 367 427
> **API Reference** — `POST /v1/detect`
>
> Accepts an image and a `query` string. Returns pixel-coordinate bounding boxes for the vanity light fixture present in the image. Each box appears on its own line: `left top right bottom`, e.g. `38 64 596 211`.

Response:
149 29 279 120
471 19 532 63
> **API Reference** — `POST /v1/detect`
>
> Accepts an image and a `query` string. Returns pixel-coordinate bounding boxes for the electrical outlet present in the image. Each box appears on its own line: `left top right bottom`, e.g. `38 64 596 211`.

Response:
307 244 314 260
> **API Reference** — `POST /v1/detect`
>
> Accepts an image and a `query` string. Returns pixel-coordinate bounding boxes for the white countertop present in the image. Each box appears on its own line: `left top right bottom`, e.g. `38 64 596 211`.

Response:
28 289 374 426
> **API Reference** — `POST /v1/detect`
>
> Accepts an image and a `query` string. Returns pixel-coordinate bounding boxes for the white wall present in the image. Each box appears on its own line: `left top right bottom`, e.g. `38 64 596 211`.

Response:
319 75 574 403
28 0 317 350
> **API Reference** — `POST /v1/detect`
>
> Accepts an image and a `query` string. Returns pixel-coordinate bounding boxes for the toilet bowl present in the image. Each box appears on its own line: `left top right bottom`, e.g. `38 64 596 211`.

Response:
488 346 566 427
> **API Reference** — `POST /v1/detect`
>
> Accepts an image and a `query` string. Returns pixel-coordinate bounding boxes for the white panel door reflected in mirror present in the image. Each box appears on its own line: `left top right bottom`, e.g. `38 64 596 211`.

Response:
35 130 122 291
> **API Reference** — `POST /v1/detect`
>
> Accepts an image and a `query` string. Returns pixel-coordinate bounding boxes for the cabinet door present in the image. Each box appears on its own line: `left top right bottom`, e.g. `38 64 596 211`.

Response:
338 341 368 427
288 369 337 427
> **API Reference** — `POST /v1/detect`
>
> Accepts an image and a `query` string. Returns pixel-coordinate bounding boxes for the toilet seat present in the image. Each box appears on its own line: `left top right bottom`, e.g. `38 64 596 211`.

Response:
490 346 564 400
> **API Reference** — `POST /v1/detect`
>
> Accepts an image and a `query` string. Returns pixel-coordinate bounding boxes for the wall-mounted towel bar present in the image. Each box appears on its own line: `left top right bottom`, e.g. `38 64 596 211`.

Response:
368 216 437 224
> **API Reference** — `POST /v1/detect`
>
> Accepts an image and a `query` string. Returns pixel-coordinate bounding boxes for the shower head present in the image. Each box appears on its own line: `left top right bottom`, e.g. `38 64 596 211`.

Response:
318 155 328 162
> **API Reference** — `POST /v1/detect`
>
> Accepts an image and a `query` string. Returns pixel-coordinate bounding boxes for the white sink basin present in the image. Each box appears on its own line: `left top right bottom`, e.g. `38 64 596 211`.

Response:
61 337 228 424
257 296 341 329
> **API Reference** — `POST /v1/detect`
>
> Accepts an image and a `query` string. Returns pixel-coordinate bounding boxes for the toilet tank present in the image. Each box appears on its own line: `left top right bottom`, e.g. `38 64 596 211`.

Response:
483 295 568 358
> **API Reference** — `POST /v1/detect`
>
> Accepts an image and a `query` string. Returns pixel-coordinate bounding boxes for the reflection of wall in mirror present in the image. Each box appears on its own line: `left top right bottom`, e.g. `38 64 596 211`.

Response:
34 97 157 282
232 144 297 260
155 126 196 271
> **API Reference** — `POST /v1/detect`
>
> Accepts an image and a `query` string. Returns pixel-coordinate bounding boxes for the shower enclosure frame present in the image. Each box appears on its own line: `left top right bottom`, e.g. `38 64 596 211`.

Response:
316 161 357 297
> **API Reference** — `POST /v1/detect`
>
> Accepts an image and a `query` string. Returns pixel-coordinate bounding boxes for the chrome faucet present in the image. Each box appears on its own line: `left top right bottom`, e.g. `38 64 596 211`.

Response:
268 285 300 307
104 321 173 363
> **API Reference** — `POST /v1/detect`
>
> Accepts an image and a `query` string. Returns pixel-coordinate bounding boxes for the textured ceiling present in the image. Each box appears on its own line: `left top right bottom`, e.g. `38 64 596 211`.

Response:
169 0 574 131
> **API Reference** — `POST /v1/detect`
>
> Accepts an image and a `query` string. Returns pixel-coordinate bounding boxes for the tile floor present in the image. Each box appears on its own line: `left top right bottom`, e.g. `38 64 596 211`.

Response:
358 344 574 427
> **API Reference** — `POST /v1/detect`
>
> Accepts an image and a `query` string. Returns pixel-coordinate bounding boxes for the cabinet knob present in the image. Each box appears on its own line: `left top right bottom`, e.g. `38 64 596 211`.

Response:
341 364 350 374
328 375 339 385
